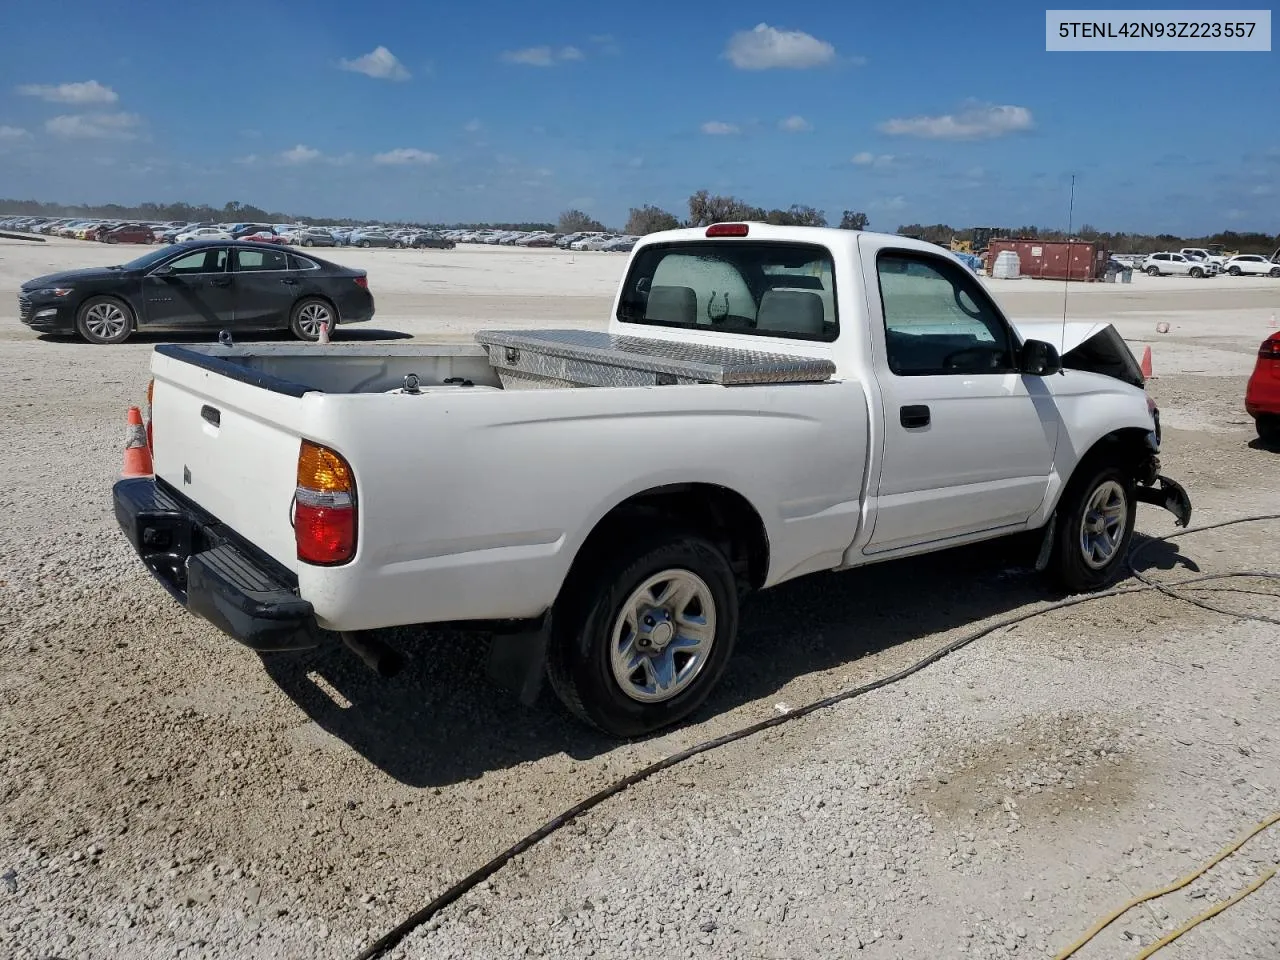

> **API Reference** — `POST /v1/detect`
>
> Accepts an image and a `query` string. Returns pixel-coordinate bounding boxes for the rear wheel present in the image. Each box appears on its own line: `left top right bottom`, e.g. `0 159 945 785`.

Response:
1257 415 1280 444
1146 266 1161 277
289 297 335 341
547 533 739 738
1228 266 1242 276
75 296 135 345
1189 267 1203 278
1270 268 1280 278
1046 462 1137 593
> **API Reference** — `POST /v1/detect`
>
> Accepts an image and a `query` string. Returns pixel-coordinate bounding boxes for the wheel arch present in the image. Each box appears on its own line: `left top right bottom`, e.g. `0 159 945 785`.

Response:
1052 426 1154 513
557 482 771 611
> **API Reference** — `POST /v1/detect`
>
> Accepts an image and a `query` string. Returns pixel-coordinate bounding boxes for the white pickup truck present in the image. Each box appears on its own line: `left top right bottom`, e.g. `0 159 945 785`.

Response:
113 223 1191 737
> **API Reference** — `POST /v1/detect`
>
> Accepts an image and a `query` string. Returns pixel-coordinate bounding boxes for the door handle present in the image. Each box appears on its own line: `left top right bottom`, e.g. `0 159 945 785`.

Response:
280 277 298 285
900 404 931 428
200 404 221 427
210 277 231 287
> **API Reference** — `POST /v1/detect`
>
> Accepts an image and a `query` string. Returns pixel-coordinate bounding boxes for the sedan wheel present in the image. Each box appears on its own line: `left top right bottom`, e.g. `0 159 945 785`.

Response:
1228 266 1242 276
76 297 135 345
1270 268 1280 278
289 298 334 341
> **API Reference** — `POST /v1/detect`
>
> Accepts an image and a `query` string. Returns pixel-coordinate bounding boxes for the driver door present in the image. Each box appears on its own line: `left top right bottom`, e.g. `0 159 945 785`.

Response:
859 241 1059 554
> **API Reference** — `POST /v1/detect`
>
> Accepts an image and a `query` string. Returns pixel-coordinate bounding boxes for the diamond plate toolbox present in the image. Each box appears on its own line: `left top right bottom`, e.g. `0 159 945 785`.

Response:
474 328 836 389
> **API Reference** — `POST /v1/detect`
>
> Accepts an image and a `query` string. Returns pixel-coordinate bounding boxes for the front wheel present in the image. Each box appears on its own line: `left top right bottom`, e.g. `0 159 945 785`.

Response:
358 240 370 248
1228 266 1242 276
1189 267 1203 278
547 534 739 738
289 297 335 341
76 296 135 345
1146 266 1161 277
1270 268 1280 278
1046 463 1137 593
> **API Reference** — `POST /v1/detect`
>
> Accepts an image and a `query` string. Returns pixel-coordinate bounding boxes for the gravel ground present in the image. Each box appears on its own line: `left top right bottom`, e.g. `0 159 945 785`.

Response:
1 237 1278 960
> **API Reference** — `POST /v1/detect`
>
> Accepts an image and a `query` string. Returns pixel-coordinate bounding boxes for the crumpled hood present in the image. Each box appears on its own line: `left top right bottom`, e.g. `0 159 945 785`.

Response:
1011 319 1113 354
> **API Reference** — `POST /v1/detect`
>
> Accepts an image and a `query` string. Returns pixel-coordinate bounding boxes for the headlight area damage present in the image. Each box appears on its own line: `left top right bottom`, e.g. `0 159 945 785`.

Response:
1016 319 1192 529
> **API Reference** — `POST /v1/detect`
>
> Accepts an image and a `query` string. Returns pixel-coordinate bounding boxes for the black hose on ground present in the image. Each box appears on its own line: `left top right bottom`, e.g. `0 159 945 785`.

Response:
352 514 1280 960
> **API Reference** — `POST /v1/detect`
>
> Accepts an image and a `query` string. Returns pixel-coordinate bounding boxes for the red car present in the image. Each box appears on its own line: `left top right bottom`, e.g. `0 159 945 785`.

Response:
1245 331 1280 443
241 231 288 245
103 224 155 244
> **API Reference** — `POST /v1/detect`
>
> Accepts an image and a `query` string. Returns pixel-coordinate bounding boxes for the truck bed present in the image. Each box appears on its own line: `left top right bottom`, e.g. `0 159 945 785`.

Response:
156 330 837 396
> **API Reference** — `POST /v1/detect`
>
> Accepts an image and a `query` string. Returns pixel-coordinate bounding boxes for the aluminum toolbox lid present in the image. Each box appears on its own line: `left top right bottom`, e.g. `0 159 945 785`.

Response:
473 328 835 385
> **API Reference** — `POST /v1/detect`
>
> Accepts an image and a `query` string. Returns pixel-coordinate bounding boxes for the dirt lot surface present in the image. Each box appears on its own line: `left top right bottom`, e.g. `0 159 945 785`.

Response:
2 236 1278 959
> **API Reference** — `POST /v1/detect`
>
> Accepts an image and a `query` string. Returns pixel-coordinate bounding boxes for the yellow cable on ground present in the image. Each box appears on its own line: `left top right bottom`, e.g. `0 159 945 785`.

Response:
1052 811 1280 960
1130 866 1277 959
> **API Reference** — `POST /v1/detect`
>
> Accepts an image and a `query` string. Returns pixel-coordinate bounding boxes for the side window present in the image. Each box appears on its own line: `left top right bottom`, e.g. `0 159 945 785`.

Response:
289 254 320 271
235 248 289 271
166 249 227 274
876 252 1016 376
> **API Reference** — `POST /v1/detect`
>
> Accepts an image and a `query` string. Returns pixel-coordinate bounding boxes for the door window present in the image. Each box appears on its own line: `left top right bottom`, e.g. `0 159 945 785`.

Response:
164 249 228 274
876 251 1017 376
234 248 289 272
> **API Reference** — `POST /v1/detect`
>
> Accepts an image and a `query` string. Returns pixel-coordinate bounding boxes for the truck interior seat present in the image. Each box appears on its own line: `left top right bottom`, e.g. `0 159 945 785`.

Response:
644 285 698 325
757 289 825 336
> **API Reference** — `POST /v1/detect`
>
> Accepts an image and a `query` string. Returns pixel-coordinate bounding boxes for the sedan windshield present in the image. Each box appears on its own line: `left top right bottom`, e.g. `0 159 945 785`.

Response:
118 246 179 271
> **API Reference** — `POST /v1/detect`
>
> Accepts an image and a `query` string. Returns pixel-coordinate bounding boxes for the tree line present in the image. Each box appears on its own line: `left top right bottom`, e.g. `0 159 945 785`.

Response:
3 195 1274 254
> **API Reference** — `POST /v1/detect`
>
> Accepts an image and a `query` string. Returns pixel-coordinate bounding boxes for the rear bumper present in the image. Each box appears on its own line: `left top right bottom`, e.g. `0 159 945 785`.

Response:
113 477 321 651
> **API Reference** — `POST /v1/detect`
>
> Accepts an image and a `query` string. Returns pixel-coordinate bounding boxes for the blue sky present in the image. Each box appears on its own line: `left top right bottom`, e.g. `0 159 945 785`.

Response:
0 1 1275 233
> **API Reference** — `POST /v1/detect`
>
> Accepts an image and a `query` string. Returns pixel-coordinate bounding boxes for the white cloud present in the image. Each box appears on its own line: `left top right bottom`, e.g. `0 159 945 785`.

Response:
463 119 483 133
501 45 584 66
45 111 141 139
701 120 740 135
852 151 895 168
338 46 410 81
0 125 30 140
724 23 835 70
779 115 812 132
879 102 1033 140
872 195 908 210
373 147 439 165
18 80 118 104
280 144 321 164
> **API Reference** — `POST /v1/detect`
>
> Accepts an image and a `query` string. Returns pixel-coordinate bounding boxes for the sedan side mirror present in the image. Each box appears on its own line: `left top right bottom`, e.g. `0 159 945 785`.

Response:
1020 338 1062 376
151 263 173 277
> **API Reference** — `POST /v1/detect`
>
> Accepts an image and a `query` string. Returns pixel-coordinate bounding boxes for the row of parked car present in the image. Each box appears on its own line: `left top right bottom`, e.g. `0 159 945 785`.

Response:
1 215 643 254
1110 247 1280 278
0 216 459 250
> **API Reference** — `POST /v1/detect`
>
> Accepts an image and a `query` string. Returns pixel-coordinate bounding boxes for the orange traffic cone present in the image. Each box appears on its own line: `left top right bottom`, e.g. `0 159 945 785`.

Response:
122 406 153 478
1139 345 1154 379
318 320 330 344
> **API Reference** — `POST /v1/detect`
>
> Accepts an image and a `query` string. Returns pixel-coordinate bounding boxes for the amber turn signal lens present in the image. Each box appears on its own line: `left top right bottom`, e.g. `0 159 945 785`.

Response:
298 440 354 492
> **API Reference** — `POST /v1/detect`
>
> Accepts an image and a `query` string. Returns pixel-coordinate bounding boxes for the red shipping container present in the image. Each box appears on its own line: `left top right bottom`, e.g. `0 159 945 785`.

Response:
985 238 1109 281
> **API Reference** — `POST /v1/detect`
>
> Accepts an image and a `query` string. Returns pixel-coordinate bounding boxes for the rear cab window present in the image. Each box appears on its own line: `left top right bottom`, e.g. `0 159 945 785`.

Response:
617 241 838 342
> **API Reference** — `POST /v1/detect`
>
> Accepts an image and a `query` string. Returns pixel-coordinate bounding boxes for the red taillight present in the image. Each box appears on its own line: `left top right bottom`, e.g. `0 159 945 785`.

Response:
295 440 357 565
353 276 368 289
706 223 749 237
1259 336 1280 360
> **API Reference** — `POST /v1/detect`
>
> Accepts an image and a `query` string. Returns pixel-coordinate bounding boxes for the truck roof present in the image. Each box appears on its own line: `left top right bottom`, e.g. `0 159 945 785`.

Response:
633 223 961 261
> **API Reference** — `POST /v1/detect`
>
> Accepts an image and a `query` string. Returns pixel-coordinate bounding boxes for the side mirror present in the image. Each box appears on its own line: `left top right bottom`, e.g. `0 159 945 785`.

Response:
1020 338 1062 376
151 263 173 276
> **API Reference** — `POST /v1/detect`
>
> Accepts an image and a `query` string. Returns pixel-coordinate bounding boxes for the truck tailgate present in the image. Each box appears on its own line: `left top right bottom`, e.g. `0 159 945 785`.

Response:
150 352 306 572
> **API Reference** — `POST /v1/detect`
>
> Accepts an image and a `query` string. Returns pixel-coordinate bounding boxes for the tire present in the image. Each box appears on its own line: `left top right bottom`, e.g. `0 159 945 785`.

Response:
392 240 403 249
1270 268 1280 278
1189 267 1203 278
1046 461 1137 593
1146 266 1160 277
75 296 135 345
302 238 313 247
547 533 739 738
358 240 370 248
289 297 335 341
1228 266 1241 276
1257 415 1280 443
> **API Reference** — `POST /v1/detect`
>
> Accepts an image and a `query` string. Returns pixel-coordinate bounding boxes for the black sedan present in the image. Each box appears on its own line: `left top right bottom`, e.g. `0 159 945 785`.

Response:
19 240 374 344
409 231 456 249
